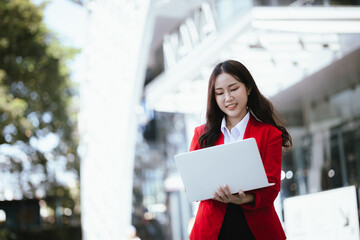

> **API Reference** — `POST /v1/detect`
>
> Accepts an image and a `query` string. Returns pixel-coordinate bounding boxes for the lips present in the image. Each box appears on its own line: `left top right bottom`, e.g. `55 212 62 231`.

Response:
226 103 237 110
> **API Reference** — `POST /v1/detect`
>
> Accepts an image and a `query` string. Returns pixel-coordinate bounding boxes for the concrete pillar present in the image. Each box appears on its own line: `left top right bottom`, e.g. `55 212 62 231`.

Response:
79 0 154 239
308 132 325 193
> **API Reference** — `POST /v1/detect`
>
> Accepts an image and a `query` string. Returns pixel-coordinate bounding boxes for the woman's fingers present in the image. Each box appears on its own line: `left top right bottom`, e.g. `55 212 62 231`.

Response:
213 186 246 204
218 186 226 198
238 190 246 198
214 186 229 202
213 191 223 201
224 184 232 196
220 185 233 200
213 191 219 199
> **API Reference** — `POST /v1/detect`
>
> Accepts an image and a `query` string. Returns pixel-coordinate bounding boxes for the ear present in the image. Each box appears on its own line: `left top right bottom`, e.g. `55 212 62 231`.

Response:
247 87 252 96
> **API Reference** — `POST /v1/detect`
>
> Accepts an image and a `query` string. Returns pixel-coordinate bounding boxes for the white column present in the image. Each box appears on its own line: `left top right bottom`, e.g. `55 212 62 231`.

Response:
308 132 325 193
79 0 153 239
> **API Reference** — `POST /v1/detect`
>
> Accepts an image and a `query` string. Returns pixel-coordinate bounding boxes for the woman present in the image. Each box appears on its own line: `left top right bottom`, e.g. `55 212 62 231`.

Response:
189 60 292 240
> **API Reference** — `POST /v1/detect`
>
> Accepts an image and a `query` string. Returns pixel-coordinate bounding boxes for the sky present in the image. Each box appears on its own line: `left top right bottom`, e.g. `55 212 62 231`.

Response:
33 0 88 83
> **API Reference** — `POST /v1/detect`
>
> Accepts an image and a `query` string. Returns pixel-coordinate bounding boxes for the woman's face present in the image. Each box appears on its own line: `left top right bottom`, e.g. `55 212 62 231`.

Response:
214 73 250 126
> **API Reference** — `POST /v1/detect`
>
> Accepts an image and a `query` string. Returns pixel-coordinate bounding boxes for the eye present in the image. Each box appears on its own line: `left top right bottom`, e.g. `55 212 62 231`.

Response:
215 92 223 96
230 87 239 92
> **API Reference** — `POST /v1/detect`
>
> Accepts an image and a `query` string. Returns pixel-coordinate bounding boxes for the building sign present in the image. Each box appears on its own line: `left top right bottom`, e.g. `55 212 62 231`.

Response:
162 2 217 69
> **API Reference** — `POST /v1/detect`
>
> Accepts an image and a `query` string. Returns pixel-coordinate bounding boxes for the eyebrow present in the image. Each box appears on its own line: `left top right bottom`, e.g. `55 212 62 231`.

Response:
215 82 239 90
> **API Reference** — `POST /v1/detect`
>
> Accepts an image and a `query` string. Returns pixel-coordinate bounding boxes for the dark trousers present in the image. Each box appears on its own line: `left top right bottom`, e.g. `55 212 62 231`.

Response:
217 203 256 240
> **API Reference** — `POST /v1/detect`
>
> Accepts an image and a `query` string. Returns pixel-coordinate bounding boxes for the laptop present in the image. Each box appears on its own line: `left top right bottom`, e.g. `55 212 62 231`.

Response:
174 138 274 202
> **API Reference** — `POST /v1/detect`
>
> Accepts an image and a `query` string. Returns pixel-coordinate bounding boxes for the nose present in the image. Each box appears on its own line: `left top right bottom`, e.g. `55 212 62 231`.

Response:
224 91 232 101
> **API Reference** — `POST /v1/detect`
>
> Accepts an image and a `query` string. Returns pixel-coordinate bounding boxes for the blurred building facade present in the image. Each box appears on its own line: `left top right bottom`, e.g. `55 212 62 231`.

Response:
136 0 360 239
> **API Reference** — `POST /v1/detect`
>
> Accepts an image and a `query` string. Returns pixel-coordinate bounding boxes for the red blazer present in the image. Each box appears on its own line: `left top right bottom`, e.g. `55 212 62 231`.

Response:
189 116 286 240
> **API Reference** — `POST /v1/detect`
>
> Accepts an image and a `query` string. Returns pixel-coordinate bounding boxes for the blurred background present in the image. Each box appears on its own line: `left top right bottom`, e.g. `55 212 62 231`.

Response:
0 0 360 239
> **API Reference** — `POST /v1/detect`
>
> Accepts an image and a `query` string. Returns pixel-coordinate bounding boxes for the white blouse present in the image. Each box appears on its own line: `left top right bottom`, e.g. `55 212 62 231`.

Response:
220 112 250 144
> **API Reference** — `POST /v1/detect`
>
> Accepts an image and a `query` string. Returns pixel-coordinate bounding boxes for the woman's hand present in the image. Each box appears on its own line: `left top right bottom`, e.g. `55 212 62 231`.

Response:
213 185 254 205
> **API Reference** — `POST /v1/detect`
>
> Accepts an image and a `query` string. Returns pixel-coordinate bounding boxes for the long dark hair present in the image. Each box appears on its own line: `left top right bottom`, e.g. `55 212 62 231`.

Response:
198 60 292 149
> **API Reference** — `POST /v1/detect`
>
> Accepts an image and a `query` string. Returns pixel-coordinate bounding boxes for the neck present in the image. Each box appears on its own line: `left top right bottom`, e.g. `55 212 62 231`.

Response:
226 110 248 130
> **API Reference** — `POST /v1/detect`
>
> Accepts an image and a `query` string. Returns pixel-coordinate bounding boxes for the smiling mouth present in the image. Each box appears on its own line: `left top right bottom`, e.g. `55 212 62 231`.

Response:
226 103 237 109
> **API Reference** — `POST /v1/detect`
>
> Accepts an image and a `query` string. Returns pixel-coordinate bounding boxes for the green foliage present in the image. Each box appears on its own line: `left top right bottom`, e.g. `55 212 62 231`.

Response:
0 0 80 206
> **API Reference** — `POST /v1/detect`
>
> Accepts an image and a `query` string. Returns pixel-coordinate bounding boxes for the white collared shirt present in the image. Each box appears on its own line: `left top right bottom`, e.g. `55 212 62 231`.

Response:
220 112 250 144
